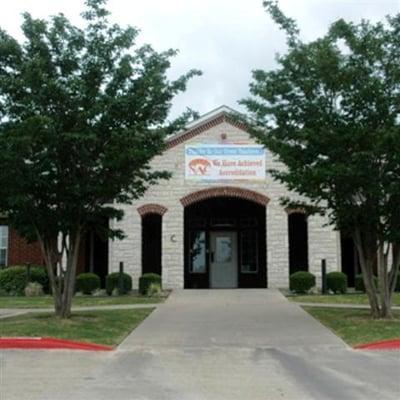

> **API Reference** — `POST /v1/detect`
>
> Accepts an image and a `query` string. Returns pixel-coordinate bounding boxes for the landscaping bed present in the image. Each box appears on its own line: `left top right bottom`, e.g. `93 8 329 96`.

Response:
0 308 154 347
0 293 167 309
304 307 400 347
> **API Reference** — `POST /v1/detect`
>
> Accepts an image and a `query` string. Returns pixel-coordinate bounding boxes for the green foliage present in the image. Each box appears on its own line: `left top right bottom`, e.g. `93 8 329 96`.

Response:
139 273 162 295
289 271 316 294
76 272 101 295
355 274 366 292
326 272 347 294
242 4 400 317
355 274 379 292
105 272 132 295
0 266 48 295
0 0 199 317
29 267 50 293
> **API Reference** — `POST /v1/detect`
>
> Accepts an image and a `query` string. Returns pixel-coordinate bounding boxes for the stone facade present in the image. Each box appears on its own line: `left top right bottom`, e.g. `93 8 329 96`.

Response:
109 107 340 289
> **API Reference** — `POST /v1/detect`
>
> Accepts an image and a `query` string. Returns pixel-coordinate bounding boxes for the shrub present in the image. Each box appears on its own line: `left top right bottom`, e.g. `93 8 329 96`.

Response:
0 266 49 295
105 272 132 295
139 273 162 295
76 273 101 295
146 282 162 297
326 271 347 294
355 274 365 292
24 282 44 297
395 270 400 292
355 274 380 292
289 271 316 294
30 267 50 293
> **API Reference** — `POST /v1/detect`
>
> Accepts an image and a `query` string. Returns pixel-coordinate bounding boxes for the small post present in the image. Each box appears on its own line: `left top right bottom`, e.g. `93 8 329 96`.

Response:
119 262 124 295
321 259 327 294
26 263 31 283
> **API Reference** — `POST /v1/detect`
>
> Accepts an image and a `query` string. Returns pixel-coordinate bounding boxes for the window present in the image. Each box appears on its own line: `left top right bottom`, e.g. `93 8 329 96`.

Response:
142 214 162 276
0 225 9 267
288 213 309 274
188 218 206 228
239 218 258 228
241 230 258 273
210 218 236 228
189 231 206 273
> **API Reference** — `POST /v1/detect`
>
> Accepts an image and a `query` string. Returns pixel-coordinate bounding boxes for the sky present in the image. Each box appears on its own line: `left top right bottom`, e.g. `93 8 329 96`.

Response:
0 0 398 119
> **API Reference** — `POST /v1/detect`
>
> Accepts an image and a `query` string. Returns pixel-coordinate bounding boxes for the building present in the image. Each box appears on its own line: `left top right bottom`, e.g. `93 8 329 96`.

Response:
1 106 360 288
110 106 359 289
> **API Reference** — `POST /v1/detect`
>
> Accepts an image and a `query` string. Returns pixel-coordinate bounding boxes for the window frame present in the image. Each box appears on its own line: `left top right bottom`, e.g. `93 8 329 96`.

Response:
0 225 9 267
240 230 258 274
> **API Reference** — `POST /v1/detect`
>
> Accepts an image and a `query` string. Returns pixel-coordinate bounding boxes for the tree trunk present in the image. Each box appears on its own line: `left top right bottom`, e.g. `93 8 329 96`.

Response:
353 229 381 318
377 242 392 319
59 230 82 319
37 229 82 319
354 229 398 319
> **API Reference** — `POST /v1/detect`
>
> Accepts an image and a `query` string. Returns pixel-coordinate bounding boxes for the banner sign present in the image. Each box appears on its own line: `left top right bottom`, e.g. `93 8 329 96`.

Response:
185 144 266 181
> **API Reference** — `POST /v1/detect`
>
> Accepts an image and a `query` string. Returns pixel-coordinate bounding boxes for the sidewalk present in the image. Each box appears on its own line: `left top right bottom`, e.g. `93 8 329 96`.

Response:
0 303 160 319
293 302 400 310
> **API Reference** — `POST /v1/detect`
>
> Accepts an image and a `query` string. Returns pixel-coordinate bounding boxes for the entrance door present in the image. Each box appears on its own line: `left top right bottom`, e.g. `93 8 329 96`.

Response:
210 231 237 288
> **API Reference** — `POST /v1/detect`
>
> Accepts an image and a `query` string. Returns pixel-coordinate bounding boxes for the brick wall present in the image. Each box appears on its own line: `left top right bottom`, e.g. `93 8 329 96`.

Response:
8 229 44 266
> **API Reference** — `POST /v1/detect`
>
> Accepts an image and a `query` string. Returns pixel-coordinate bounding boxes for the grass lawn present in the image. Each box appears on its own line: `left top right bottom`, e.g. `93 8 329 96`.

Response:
304 307 400 347
288 292 400 306
0 294 166 309
0 308 153 347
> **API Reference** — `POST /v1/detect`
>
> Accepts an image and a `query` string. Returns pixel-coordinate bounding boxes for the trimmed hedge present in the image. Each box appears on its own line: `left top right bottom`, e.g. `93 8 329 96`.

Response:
326 271 347 294
105 272 132 295
289 271 315 294
76 272 100 295
355 273 400 292
355 274 379 292
355 274 365 292
139 273 162 295
0 266 49 295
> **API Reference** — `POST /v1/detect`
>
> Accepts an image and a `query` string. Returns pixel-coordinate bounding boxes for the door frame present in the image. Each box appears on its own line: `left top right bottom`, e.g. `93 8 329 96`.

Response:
209 230 238 288
183 197 267 289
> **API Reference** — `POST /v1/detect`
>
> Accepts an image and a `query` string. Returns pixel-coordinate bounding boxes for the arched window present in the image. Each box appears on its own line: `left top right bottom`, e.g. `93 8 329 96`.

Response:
288 212 309 274
141 213 162 276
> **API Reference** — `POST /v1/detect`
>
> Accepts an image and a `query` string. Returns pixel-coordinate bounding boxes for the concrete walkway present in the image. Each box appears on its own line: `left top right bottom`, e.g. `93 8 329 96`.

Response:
2 289 400 400
119 289 346 350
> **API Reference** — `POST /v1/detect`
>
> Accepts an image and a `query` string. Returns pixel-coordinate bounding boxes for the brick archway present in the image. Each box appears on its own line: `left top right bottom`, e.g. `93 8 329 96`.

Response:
137 204 168 217
180 186 270 207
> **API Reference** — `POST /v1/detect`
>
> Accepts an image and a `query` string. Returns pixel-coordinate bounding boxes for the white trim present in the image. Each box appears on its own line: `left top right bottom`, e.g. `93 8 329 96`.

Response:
167 105 241 144
0 225 9 267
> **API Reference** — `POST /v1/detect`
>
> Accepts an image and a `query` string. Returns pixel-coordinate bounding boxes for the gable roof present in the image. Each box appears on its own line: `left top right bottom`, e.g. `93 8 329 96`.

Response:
166 105 249 149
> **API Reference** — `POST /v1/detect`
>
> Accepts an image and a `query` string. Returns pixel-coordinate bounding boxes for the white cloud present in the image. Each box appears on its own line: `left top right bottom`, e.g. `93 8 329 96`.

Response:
1 0 398 118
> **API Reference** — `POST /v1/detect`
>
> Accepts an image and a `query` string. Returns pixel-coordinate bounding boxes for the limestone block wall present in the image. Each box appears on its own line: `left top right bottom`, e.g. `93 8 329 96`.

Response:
109 119 340 289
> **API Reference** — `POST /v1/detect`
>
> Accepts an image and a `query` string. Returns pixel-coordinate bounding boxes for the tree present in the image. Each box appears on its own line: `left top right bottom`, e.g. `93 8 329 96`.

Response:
0 0 200 318
241 1 400 318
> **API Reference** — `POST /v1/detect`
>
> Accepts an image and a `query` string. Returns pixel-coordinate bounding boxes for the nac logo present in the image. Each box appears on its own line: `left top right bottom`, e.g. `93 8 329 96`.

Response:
189 158 211 175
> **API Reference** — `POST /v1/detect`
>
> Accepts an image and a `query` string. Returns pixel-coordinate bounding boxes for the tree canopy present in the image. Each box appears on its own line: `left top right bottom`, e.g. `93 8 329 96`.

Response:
0 0 200 317
242 1 400 318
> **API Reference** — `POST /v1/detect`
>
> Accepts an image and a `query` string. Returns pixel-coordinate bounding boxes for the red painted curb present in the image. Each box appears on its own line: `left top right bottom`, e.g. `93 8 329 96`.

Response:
0 337 113 351
354 339 400 351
